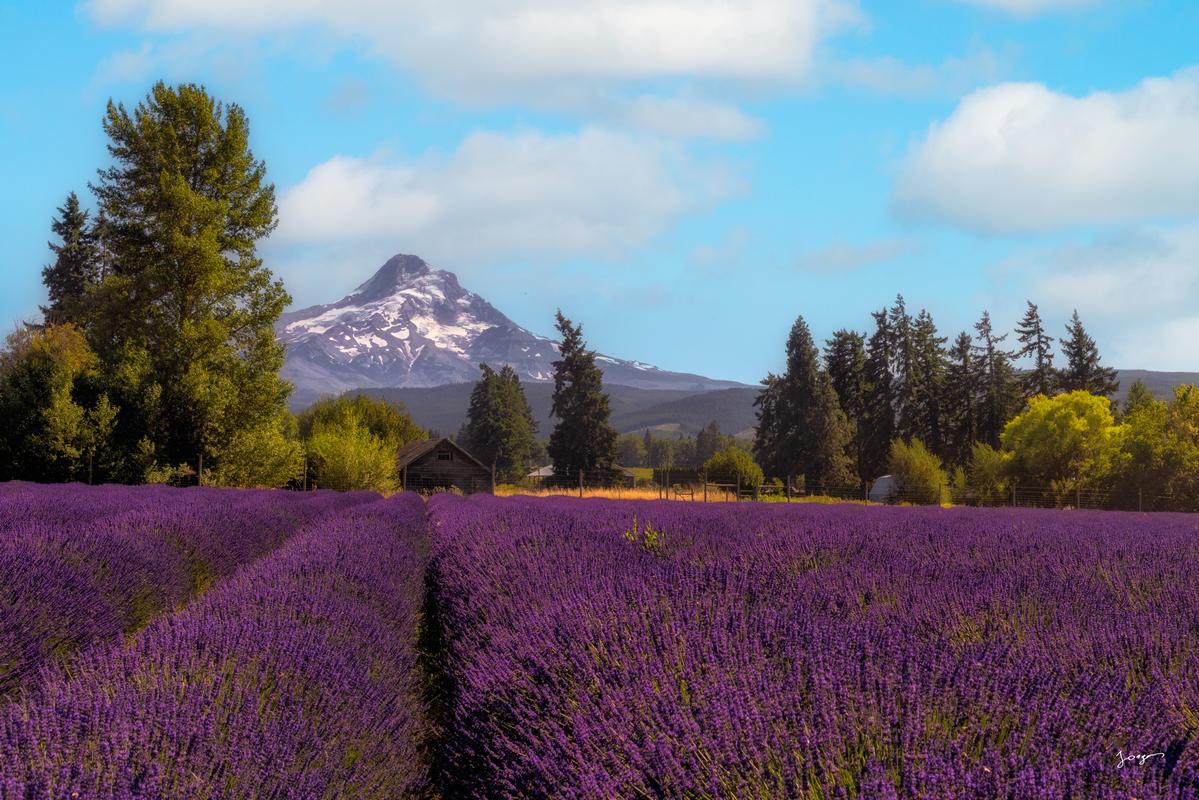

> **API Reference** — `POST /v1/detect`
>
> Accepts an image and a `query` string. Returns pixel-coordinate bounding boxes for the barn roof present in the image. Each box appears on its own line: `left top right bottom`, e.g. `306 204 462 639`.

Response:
396 437 491 473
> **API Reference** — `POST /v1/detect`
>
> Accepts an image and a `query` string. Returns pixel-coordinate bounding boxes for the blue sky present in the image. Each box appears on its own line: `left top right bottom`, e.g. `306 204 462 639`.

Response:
3 0 1198 384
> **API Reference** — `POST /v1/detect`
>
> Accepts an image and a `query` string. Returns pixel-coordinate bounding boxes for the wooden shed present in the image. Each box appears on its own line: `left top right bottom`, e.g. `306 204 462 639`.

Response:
397 438 493 494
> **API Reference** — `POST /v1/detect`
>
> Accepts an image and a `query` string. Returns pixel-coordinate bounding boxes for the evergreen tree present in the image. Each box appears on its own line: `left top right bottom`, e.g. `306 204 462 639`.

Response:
1058 310 1119 397
695 420 723 466
861 309 895 480
1014 301 1056 400
943 331 979 468
911 309 948 458
972 311 1020 448
88 82 289 475
41 192 99 321
547 311 617 481
824 329 868 480
889 295 920 441
642 427 653 456
461 363 538 482
752 315 854 486
1123 378 1155 417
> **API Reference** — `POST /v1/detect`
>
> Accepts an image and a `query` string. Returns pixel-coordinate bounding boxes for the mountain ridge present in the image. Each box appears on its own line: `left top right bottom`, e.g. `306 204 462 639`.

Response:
278 253 749 409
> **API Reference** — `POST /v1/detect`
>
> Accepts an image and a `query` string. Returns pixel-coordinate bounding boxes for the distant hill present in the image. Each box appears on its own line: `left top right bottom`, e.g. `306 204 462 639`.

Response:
353 384 761 440
1114 370 1199 402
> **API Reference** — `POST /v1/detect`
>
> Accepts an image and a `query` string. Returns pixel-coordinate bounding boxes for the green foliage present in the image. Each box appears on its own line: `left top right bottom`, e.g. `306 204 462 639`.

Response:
943 331 979 468
1058 310 1119 397
1001 390 1123 493
299 394 425 492
1014 301 1056 400
967 442 1011 504
41 192 99 321
888 438 948 505
0 325 119 483
703 447 764 489
547 311 617 478
622 514 666 556
754 315 855 486
616 433 647 467
460 364 538 482
206 411 303 488
87 81 289 477
972 311 1021 449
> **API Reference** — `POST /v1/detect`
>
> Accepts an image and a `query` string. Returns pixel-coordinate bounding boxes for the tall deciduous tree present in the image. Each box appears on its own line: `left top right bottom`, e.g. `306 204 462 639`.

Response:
461 363 538 483
547 311 617 480
41 192 100 322
1058 310 1119 397
1014 301 1056 400
88 82 290 474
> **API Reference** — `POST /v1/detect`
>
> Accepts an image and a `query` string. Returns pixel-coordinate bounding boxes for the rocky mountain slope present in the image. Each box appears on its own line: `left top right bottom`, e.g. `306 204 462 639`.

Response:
278 254 747 409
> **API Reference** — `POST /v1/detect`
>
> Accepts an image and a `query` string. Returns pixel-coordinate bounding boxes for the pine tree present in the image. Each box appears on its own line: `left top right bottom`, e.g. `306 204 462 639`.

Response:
1058 310 1119 397
547 311 617 481
911 309 948 458
889 295 920 441
861 309 895 480
943 331 979 468
695 420 723 465
88 82 288 473
1014 301 1056 400
41 192 99 321
824 329 868 481
462 364 538 482
972 311 1020 448
753 315 854 486
1122 378 1155 416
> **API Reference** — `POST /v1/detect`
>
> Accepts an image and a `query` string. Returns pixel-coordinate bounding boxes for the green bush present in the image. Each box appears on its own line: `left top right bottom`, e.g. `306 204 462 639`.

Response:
703 447 764 489
887 438 947 505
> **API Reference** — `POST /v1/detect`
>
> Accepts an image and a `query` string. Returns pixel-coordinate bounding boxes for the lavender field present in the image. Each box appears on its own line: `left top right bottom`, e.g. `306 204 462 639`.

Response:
2 486 1198 798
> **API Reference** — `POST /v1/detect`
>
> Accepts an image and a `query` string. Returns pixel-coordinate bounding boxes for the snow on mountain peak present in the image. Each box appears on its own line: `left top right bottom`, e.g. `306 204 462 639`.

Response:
277 253 748 409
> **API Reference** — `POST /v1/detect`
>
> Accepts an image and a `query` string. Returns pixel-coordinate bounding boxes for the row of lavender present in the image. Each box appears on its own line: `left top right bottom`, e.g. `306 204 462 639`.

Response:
427 495 1199 799
1 492 431 798
0 483 377 698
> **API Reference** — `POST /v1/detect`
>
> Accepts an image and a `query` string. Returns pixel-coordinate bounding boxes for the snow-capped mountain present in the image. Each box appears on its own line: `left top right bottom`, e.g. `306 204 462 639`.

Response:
278 254 746 409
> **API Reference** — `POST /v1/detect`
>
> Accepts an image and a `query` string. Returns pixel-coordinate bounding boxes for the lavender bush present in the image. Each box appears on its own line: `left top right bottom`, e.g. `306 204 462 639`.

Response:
0 492 430 799
0 483 376 697
427 495 1199 799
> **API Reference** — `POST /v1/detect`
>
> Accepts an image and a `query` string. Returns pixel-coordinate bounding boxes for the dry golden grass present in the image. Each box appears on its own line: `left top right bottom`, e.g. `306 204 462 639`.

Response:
494 485 878 505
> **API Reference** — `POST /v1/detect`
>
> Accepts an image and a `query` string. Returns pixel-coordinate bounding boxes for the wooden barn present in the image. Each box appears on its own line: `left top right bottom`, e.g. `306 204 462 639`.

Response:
396 438 493 494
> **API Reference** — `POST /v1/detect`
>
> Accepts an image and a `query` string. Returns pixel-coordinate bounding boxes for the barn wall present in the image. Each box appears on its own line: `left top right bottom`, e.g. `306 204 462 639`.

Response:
403 448 492 494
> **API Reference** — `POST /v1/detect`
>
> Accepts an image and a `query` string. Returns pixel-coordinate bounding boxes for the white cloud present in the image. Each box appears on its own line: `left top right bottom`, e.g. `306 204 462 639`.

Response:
994 223 1199 369
274 127 741 264
796 237 923 272
950 0 1097 16
895 69 1199 233
86 0 859 99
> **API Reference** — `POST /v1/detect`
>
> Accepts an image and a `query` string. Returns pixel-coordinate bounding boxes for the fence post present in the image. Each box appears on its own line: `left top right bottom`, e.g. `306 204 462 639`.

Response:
1076 485 1081 509
491 462 497 495
1138 487 1143 512
1011 484 1016 507
786 475 791 503
736 474 741 502
703 479 707 503
579 469 584 498
197 453 203 487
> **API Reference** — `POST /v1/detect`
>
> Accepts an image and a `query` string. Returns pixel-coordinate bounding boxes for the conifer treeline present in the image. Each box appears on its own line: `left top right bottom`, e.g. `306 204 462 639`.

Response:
754 296 1120 486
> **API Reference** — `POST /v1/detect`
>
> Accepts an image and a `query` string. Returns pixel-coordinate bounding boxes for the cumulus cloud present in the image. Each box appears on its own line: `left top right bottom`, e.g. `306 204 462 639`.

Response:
829 46 1012 98
895 69 1199 233
86 0 859 99
274 127 741 263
